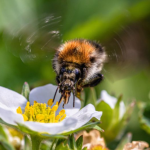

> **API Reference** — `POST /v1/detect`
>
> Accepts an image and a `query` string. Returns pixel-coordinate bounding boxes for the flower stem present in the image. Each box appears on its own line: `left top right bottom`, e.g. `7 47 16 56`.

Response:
30 135 43 150
90 87 97 106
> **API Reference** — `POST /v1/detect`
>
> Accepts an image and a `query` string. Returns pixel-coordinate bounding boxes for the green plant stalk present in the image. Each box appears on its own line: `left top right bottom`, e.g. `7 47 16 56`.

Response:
50 138 57 150
30 135 43 150
90 87 97 106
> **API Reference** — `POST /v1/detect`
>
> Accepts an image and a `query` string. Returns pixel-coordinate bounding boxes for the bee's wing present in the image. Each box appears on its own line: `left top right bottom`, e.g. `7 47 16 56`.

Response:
4 15 62 63
103 29 143 82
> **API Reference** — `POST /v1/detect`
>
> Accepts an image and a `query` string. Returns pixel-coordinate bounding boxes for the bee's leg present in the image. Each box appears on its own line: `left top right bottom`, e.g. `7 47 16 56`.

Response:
56 75 60 84
81 73 103 87
76 84 83 99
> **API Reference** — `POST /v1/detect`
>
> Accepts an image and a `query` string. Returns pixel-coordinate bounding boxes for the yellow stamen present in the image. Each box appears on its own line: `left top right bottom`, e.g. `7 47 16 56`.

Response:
52 104 58 111
22 114 28 121
36 114 45 121
91 145 108 150
16 99 66 123
59 109 65 115
47 99 53 106
60 114 66 121
16 106 22 114
55 115 61 120
25 102 30 110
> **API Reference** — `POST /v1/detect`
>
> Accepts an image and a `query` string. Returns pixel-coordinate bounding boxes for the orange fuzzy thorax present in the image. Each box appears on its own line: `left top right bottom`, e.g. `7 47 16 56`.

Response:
58 40 95 64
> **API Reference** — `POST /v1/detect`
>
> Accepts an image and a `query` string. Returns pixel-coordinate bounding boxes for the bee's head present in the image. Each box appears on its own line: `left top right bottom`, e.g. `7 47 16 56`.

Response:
59 66 81 92
53 65 81 107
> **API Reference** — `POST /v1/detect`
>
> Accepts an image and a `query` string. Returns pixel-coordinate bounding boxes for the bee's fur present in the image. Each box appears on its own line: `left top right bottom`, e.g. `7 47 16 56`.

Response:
52 39 106 107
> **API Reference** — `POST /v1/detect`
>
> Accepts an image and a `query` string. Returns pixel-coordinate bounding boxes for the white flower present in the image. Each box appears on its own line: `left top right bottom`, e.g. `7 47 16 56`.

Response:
98 90 125 119
0 84 102 135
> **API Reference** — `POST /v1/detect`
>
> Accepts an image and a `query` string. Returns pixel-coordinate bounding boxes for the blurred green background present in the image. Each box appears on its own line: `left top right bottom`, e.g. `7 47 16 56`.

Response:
1 0 150 147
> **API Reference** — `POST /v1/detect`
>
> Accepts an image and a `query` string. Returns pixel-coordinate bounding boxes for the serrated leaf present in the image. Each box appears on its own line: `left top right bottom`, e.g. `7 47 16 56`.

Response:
76 135 83 150
96 100 113 130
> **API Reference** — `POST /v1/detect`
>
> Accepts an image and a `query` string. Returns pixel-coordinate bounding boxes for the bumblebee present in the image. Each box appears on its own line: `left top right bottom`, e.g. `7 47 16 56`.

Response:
52 39 107 107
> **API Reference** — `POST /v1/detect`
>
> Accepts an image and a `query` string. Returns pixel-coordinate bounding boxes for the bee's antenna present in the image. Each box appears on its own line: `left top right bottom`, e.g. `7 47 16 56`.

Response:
53 86 59 102
67 92 71 104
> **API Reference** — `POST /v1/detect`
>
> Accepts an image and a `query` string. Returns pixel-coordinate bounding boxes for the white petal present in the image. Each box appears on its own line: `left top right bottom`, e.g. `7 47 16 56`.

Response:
29 84 81 116
0 104 24 125
119 101 126 119
99 90 126 119
99 90 117 109
0 86 27 110
23 117 77 134
70 104 102 130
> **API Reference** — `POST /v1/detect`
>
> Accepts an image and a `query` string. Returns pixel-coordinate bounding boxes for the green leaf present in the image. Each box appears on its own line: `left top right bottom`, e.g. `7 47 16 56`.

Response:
40 141 51 150
83 87 97 107
120 101 135 127
96 100 113 130
0 124 8 141
49 139 57 150
16 122 67 139
56 138 66 147
103 101 135 142
55 143 70 150
62 121 104 135
82 147 87 150
76 135 83 150
41 133 67 139
68 134 77 150
112 95 123 124
115 133 132 150
139 102 150 134
0 119 17 129
0 136 15 150
89 88 97 106
21 82 30 101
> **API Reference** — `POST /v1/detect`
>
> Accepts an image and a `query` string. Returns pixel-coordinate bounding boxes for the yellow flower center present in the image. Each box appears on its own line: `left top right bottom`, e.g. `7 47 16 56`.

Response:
91 145 107 150
16 99 66 123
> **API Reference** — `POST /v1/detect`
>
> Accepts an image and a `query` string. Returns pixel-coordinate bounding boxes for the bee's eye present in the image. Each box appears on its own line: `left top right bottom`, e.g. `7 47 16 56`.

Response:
74 69 79 74
74 69 80 79
60 67 66 74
